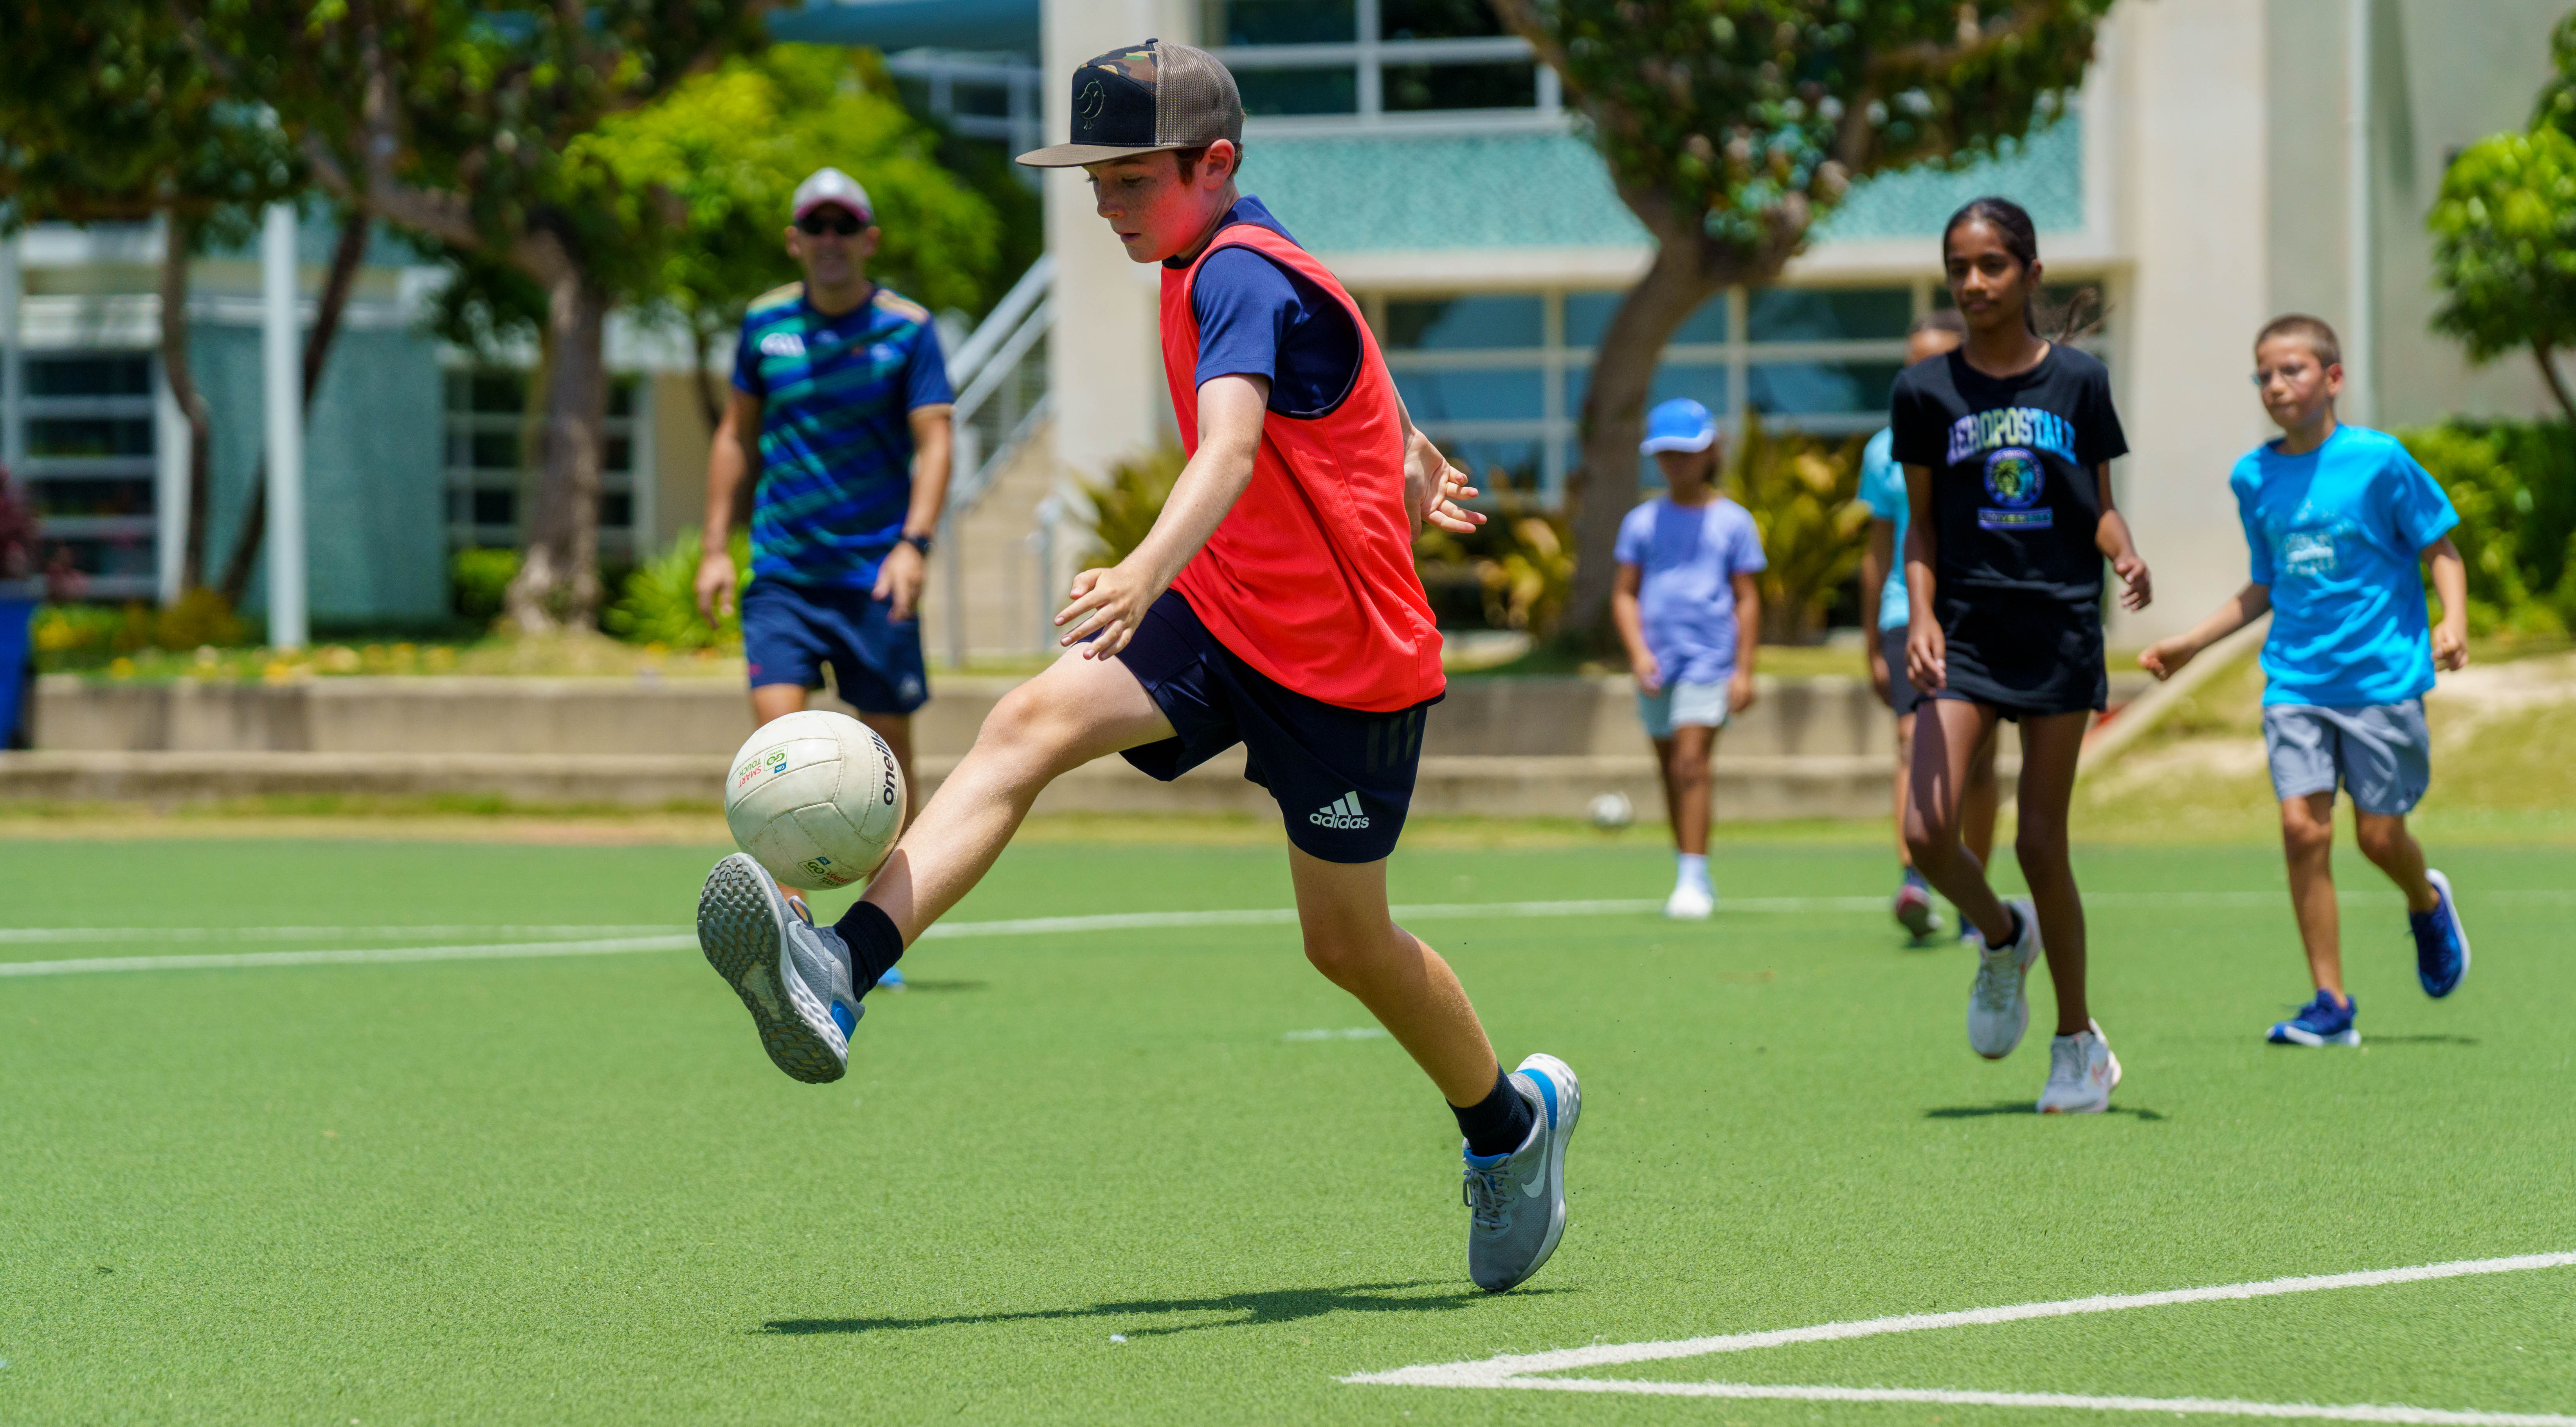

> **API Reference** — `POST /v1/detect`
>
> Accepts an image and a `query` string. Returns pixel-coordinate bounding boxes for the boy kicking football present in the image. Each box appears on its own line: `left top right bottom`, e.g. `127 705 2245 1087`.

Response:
691 39 1580 1293
2140 315 2472 1046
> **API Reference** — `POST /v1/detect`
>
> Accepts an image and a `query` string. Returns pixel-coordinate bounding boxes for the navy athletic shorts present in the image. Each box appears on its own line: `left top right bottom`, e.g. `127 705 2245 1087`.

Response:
740 578 928 715
1113 590 1436 864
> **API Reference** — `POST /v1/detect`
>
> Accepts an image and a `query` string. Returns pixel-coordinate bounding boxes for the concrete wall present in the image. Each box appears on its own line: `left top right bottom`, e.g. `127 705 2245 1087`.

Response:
1040 0 1197 487
2103 0 2279 644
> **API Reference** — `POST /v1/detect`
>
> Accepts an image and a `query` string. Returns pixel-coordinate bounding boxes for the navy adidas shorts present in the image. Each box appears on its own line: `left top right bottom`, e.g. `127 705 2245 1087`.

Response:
741 578 928 715
1113 590 1435 864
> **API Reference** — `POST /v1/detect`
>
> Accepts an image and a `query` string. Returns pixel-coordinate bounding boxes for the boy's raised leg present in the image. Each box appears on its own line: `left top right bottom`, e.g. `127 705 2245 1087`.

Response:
2355 810 2468 997
854 651 1175 948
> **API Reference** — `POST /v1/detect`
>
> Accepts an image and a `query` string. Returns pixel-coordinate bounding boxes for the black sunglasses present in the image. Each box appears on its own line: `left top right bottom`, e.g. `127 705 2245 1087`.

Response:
796 211 866 236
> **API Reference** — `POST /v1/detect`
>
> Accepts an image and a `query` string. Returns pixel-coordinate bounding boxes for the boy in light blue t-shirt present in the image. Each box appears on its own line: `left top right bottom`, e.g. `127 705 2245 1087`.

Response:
2141 315 2472 1048
1612 399 1766 920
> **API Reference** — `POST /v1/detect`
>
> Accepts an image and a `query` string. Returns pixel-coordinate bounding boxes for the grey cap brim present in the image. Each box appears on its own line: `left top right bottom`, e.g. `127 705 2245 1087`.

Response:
1015 140 1195 168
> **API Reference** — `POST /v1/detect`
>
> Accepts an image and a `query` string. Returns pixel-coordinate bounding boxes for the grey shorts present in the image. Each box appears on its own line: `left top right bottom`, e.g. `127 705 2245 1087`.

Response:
1880 624 1921 715
2262 700 2431 816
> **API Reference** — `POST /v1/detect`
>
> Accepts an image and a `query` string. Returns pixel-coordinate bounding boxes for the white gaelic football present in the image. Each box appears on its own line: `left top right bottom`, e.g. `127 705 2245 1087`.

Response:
1586 790 1635 832
722 710 907 891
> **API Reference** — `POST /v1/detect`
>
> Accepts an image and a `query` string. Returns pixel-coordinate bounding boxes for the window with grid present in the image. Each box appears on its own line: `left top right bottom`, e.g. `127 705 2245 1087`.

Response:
16 351 159 598
1203 0 1558 125
1364 281 2107 504
443 371 646 554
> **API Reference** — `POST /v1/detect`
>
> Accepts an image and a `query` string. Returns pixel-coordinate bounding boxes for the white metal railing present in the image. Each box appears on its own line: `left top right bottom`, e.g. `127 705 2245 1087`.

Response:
938 256 1054 669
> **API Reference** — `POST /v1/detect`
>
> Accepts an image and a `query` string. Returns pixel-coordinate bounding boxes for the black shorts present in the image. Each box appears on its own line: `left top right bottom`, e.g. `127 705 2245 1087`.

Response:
1114 590 1435 863
1931 591 2106 721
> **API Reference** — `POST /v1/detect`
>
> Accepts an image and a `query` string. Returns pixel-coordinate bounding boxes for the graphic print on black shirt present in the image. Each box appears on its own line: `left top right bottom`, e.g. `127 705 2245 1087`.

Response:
1887 344 2127 604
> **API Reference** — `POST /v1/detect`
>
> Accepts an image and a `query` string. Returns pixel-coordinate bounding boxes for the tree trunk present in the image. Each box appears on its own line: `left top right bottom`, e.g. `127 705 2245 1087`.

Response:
503 261 609 632
156 212 214 593
217 207 372 607
2535 341 2576 432
689 315 725 434
1561 241 1729 640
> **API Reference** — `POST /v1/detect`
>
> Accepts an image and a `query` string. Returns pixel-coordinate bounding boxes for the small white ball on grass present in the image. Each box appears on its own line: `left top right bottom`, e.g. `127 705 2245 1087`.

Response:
1587 791 1634 832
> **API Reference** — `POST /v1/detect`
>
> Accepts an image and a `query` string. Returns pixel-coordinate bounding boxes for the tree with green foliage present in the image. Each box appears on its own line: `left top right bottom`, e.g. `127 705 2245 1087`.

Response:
2430 120 2576 430
1486 0 2113 636
190 0 772 632
0 2 301 595
578 43 1003 432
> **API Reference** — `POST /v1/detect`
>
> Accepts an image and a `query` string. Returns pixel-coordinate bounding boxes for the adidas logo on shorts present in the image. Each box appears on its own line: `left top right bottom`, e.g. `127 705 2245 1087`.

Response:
1309 792 1371 830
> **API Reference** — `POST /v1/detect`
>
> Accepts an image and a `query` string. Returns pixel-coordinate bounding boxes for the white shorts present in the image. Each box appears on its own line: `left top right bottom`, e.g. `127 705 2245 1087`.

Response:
1638 680 1730 739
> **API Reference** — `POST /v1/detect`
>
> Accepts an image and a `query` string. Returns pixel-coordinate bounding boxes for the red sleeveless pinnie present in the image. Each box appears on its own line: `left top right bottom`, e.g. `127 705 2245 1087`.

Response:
1159 223 1445 712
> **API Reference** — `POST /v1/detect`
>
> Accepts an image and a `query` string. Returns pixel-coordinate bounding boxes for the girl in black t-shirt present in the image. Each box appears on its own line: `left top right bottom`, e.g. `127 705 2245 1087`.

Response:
1888 197 2153 1114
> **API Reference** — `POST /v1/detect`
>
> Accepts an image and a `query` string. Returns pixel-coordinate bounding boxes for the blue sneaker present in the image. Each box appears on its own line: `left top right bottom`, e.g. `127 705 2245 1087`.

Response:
1463 1053 1581 1293
2268 989 2360 1047
2411 868 2469 998
875 966 906 991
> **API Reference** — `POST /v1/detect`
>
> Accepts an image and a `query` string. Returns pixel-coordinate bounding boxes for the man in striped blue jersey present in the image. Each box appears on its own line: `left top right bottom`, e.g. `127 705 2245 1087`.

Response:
695 167 956 820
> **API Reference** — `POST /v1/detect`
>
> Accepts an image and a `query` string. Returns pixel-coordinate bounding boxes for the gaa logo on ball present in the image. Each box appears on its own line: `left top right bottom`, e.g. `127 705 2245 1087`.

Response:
722 710 908 891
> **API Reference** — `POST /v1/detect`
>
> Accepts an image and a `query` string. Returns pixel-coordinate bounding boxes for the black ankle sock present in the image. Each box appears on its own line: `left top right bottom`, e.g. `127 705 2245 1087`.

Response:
1986 904 2022 951
832 902 905 994
1454 1068 1537 1158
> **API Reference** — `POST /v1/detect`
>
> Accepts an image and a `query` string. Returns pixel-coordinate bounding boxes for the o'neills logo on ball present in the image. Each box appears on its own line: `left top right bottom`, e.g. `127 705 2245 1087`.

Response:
1309 792 1371 830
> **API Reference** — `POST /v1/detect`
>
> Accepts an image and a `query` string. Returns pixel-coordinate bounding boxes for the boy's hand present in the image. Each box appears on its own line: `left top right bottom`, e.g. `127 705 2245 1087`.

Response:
1906 620 1947 693
1864 641 1891 702
2138 636 2195 682
2434 619 2469 672
1055 560 1162 659
874 541 926 623
1728 667 1757 715
1630 651 1662 695
2112 552 2153 612
1405 432 1486 537
695 549 737 625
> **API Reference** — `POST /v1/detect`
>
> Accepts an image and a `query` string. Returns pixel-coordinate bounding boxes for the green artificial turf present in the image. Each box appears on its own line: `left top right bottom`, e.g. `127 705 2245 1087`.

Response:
2 836 2571 1425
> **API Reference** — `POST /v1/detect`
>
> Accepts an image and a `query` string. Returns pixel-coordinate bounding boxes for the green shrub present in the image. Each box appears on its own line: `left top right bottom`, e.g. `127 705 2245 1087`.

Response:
1416 499 1576 636
451 548 521 627
1727 411 1870 645
602 534 748 649
1079 444 1185 568
2394 418 2576 632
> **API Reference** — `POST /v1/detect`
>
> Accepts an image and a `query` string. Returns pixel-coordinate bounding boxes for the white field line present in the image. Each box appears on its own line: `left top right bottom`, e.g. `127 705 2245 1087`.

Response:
5 886 2569 978
8 885 2568 950
1466 1379 2576 1427
0 924 678 944
1347 1252 2576 1400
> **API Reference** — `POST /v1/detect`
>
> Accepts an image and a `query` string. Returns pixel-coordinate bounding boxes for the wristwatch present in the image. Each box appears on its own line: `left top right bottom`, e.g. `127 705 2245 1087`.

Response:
898 532 935 557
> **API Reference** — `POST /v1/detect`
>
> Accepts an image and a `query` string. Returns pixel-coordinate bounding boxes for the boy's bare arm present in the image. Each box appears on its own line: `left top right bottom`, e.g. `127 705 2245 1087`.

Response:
2138 582 2272 681
1055 374 1271 658
1610 563 1657 692
2425 535 2470 672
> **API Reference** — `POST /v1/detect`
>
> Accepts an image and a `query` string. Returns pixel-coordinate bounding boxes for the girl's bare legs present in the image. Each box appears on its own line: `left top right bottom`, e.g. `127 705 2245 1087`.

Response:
1903 698 2012 944
2009 711 2094 1036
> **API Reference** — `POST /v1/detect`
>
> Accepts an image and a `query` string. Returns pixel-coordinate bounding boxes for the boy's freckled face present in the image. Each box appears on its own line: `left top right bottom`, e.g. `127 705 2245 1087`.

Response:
2253 336 2340 431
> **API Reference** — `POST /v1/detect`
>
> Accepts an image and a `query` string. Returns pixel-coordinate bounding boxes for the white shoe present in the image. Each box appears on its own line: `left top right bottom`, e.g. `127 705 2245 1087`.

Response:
1966 897 2041 1059
1664 883 1714 919
2037 1019 2122 1113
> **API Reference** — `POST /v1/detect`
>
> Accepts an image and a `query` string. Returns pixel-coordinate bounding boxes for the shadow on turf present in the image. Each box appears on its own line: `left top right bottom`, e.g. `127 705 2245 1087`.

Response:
762 1279 1553 1339
1925 1101 2168 1121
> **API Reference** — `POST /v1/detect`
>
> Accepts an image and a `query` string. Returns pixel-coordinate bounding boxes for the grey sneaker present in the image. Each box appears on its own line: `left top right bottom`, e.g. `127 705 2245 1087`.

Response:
1967 897 2043 1060
1463 1053 1581 1293
697 853 859 1084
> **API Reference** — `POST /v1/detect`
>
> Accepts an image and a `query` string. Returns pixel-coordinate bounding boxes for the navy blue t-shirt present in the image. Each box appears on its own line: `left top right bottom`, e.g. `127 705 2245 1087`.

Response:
1166 196 1362 418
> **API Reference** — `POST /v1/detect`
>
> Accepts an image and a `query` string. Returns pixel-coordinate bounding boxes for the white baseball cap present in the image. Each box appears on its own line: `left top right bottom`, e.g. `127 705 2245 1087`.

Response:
792 168 874 223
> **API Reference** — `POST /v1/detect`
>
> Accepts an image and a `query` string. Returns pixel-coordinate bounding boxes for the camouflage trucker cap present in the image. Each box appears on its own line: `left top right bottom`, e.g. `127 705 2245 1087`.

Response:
1015 38 1243 168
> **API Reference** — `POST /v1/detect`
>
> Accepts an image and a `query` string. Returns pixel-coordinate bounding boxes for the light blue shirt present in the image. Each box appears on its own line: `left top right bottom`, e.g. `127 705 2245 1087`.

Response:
2232 425 2459 707
1857 427 1911 631
1614 496 1768 686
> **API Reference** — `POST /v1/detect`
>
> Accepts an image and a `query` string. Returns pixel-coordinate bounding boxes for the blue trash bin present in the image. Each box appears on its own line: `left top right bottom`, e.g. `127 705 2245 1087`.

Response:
0 593 36 749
